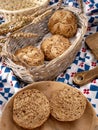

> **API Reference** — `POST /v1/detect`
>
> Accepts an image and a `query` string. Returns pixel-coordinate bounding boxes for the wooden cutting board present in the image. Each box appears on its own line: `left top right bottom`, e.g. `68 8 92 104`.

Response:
0 81 98 130
73 32 98 86
85 32 98 59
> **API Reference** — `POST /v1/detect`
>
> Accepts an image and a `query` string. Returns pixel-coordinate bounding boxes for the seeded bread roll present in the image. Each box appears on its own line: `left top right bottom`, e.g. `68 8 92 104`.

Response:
50 87 87 121
41 35 71 60
14 45 44 67
13 89 50 129
48 10 77 38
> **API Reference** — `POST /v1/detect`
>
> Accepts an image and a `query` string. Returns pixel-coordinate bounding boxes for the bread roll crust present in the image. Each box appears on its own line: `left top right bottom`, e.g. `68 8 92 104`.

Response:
41 35 71 60
13 89 50 129
50 87 87 121
48 10 77 38
14 45 44 66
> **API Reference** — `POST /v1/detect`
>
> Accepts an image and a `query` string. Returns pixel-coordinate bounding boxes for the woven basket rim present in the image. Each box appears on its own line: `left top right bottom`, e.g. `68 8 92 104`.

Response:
1 4 88 83
3 5 88 67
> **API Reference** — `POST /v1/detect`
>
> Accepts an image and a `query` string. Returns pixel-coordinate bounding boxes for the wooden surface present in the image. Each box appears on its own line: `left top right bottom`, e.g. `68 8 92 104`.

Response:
0 81 98 130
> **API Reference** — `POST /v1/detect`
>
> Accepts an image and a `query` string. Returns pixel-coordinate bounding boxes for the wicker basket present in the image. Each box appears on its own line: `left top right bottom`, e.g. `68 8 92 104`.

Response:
1 3 88 83
0 0 49 22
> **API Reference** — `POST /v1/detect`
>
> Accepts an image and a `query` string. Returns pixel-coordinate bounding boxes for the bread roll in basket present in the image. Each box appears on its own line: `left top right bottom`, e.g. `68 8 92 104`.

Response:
1 2 88 83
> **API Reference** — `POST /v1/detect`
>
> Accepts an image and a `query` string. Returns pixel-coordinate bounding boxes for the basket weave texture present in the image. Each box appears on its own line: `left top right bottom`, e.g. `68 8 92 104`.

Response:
1 4 88 83
0 0 49 22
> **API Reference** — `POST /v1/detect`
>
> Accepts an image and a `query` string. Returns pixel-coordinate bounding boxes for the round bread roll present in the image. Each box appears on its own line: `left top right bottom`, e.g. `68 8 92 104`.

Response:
41 35 71 60
13 89 50 129
50 87 87 121
48 10 77 38
14 45 44 66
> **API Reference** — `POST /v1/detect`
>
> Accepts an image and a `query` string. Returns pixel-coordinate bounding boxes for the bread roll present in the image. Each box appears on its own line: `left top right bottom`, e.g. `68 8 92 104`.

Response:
41 35 71 60
48 10 77 38
50 87 87 121
13 89 50 129
14 45 44 67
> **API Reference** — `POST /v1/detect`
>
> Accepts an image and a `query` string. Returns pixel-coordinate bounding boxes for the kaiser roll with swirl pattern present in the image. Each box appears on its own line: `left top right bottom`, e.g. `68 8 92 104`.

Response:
48 10 78 38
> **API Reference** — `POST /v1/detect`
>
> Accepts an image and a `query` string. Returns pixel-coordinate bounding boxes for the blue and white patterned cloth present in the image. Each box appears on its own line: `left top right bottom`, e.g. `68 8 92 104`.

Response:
0 0 98 116
0 59 21 115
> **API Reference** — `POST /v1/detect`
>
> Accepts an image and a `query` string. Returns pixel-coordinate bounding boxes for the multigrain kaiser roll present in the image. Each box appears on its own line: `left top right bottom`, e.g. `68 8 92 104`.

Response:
41 35 71 60
48 9 77 38
14 45 44 67
13 89 50 129
50 87 87 121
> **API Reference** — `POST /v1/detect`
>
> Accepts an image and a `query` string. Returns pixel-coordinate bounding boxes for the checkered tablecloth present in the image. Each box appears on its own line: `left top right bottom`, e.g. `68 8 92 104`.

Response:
0 0 98 116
